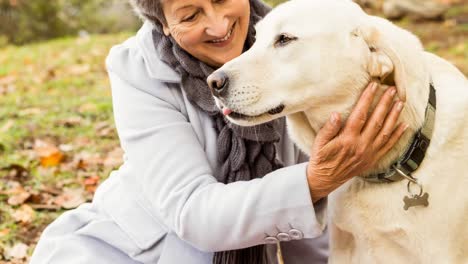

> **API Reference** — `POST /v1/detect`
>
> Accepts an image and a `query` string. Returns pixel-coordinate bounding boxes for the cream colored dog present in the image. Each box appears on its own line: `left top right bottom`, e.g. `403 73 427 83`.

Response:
208 0 468 262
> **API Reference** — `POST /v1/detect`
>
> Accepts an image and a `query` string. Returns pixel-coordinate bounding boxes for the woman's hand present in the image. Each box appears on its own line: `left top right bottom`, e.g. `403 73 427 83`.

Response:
307 82 408 203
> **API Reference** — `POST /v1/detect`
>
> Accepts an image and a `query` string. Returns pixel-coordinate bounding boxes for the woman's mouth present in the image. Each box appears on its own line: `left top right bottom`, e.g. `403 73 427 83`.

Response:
207 22 236 47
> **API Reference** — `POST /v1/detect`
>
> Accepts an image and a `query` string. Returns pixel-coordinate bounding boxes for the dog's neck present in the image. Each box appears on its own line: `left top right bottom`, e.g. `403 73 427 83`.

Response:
289 78 431 177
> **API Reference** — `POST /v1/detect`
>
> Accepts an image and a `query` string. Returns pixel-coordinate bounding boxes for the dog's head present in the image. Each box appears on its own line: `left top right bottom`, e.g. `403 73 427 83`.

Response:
208 0 428 128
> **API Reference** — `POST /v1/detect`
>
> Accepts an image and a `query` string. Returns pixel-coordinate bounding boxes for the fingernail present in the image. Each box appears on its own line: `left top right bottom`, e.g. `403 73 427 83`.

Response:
403 124 409 131
390 87 397 96
330 113 337 123
397 101 404 111
371 82 378 92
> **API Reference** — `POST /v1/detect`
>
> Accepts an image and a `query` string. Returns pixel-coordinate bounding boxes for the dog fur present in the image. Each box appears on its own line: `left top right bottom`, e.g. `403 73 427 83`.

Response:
210 0 468 262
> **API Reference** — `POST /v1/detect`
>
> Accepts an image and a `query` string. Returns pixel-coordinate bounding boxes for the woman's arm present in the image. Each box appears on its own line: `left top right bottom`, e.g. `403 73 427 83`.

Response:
106 45 324 252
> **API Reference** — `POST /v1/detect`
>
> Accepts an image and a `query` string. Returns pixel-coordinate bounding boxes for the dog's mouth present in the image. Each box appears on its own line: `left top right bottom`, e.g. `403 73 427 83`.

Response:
226 104 285 120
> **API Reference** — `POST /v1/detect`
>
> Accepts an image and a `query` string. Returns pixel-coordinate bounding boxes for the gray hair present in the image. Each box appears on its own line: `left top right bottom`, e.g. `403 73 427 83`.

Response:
129 0 167 25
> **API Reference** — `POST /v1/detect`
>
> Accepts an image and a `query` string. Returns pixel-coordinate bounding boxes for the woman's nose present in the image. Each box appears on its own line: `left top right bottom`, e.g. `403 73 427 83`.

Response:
205 16 229 38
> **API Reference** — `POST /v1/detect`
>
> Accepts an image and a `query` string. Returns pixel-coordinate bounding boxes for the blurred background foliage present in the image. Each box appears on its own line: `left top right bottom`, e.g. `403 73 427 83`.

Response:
0 0 140 46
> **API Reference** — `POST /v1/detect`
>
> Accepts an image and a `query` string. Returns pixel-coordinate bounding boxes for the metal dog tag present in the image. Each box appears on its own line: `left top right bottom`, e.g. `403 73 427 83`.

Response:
403 192 429 210
403 180 429 210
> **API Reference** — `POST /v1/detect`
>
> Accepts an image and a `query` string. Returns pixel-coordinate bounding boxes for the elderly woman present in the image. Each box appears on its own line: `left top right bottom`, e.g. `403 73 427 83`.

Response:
30 0 406 263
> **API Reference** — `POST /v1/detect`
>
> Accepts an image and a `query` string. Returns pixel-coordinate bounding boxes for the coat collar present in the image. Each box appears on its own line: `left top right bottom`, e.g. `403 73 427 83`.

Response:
136 21 181 83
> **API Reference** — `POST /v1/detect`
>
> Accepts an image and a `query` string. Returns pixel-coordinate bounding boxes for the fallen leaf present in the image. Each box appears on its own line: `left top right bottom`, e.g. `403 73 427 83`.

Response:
39 185 62 196
7 186 31 206
0 229 10 238
83 175 100 193
0 75 16 86
53 188 86 209
84 175 100 186
0 164 30 182
0 83 16 95
73 137 92 147
78 103 97 113
29 204 61 211
12 204 35 224
1 120 14 132
56 116 83 128
103 147 124 168
73 151 103 170
18 108 42 116
58 144 74 152
95 121 116 138
34 140 64 167
68 64 90 75
3 243 29 260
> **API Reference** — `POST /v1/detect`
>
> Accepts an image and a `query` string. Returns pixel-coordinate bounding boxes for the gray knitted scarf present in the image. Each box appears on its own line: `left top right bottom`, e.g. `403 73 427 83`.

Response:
150 1 283 263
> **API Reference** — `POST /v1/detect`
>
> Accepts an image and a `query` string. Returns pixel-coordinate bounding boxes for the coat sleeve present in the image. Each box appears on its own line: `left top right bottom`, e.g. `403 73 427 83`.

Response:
105 40 327 252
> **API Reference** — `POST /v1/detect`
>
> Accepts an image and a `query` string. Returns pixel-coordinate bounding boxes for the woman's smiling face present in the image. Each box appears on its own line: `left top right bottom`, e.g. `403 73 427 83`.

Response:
161 0 251 68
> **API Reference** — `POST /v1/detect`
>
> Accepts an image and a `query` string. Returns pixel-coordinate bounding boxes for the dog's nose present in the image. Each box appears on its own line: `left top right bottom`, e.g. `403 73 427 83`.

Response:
207 71 229 97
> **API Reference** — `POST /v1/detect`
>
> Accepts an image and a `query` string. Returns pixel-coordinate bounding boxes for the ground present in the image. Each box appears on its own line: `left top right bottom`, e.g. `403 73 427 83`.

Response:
0 2 466 263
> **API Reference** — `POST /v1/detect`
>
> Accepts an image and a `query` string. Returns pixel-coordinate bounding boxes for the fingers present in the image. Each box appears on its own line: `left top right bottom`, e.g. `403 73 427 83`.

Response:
374 99 405 148
377 123 409 157
362 86 398 140
344 82 378 135
315 112 342 148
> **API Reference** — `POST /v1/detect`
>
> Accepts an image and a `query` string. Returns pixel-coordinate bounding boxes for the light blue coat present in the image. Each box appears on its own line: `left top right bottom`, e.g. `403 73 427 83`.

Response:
30 22 329 264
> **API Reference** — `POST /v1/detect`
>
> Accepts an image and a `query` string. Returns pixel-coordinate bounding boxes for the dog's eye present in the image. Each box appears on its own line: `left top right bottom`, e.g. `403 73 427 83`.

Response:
274 33 298 48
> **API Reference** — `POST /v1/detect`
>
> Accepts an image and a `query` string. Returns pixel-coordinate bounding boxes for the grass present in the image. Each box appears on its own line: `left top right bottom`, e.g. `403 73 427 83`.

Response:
0 2 467 262
0 32 132 261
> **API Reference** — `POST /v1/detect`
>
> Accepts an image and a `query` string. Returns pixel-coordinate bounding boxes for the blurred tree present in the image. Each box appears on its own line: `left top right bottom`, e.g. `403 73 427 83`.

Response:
0 0 139 45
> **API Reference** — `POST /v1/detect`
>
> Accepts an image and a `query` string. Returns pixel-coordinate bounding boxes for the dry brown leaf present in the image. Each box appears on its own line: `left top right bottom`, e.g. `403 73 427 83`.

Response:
83 175 100 193
3 243 29 260
34 140 64 167
78 103 97 113
104 147 124 168
73 151 103 169
68 64 90 75
53 188 86 209
18 108 42 116
1 164 30 182
12 204 36 224
83 175 100 186
0 229 10 238
73 137 92 147
7 186 31 206
58 144 74 152
0 83 16 95
56 116 83 128
95 121 116 138
1 120 14 132
0 75 16 86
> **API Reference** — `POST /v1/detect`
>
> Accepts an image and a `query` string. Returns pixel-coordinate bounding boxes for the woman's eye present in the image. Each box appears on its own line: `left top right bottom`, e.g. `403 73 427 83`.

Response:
274 33 298 48
182 12 198 22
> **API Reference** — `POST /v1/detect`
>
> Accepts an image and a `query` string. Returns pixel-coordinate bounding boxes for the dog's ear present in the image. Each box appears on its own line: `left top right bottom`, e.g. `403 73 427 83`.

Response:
354 15 428 103
355 25 408 102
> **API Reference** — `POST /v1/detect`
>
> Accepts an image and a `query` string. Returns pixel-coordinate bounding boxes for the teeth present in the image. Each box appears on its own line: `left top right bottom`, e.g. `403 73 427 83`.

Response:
210 25 234 43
